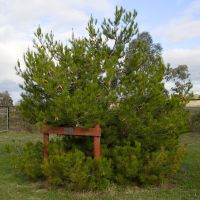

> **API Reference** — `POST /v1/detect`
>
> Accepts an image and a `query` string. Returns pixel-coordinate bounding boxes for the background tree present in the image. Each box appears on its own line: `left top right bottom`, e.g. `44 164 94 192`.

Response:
165 64 192 97
16 7 192 185
0 91 13 106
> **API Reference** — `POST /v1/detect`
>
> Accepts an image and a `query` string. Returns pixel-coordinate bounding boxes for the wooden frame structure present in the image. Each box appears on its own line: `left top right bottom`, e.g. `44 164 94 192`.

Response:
40 124 101 160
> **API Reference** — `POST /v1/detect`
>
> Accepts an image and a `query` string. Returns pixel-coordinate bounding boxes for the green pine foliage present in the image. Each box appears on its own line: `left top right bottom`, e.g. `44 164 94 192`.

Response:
43 140 112 190
139 145 186 185
110 143 141 184
10 141 44 180
8 140 112 191
14 6 192 188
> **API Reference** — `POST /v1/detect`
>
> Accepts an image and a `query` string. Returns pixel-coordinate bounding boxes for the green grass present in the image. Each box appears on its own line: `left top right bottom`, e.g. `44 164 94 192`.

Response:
0 131 199 200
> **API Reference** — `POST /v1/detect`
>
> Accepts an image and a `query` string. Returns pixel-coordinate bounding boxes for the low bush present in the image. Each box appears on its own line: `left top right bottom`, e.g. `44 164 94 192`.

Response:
9 141 44 180
110 142 141 184
43 148 112 190
7 138 186 190
139 145 186 185
8 139 112 191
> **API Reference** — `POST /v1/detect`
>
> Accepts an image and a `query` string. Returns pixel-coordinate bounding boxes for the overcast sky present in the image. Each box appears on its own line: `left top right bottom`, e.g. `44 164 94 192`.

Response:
0 0 200 103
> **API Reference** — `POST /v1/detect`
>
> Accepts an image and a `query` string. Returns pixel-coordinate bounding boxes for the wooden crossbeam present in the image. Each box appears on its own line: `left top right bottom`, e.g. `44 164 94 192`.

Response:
41 124 101 160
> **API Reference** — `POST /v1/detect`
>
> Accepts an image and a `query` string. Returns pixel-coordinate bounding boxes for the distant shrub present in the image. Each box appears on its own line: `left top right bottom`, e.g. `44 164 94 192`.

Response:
189 110 200 132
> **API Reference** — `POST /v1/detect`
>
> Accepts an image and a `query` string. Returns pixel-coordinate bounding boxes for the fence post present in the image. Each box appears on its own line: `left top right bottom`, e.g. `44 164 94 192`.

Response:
93 124 101 160
7 106 9 131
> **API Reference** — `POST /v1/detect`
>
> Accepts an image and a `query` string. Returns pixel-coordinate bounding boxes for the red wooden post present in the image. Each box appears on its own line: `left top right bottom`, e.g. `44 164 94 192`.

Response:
93 124 101 160
43 133 49 160
93 136 100 160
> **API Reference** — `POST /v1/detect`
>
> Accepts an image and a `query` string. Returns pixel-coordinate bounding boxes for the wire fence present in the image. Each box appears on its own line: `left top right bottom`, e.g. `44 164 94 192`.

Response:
0 106 9 132
0 106 36 132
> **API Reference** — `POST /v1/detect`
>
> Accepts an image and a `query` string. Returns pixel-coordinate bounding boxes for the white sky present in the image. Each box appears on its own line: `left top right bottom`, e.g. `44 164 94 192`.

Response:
0 0 200 103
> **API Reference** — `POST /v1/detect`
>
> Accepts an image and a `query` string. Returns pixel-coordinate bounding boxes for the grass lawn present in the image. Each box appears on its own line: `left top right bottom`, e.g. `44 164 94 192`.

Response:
0 131 199 200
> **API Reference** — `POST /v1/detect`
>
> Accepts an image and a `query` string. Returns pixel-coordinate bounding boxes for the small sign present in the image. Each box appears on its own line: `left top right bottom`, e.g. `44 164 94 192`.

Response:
64 127 74 135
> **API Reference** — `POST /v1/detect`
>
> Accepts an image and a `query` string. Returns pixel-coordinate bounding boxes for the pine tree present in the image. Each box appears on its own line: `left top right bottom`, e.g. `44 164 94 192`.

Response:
16 6 192 185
